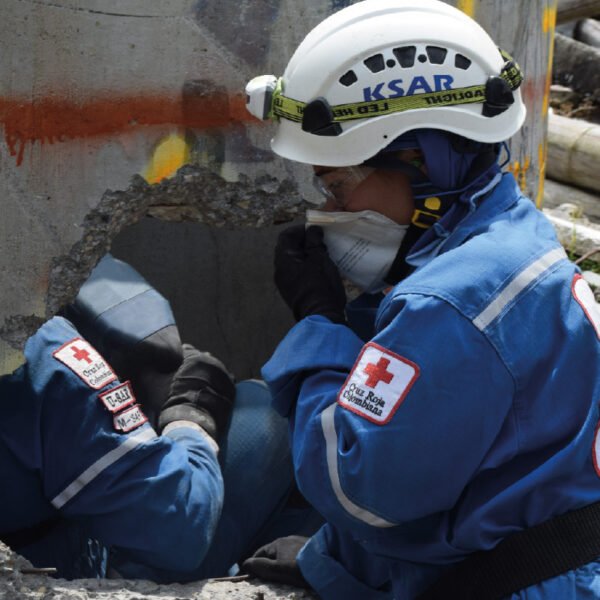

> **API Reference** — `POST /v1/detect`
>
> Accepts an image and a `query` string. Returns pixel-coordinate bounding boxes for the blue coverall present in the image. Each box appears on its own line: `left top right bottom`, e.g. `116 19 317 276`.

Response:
263 172 600 599
0 260 298 582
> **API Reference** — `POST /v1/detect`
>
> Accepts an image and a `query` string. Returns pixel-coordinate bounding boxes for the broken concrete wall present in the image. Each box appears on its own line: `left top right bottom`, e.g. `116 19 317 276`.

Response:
0 0 557 379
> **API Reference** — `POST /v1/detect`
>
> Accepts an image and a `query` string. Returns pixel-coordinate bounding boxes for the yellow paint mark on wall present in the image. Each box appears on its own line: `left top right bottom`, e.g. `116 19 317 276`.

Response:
542 4 557 33
144 133 191 184
542 4 558 115
536 142 547 208
508 155 531 193
457 0 475 17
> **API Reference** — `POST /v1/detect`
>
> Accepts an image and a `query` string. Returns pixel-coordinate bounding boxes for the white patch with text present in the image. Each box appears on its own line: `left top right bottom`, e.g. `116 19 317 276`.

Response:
53 338 116 389
113 405 148 433
99 381 136 413
337 342 419 425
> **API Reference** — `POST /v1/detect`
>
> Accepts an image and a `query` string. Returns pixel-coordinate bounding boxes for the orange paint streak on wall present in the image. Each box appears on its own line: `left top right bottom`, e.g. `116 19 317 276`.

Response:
0 93 254 166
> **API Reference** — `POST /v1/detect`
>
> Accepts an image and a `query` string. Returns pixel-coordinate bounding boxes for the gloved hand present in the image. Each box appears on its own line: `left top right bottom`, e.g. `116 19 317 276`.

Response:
109 325 183 427
158 344 236 441
274 225 347 323
241 535 309 589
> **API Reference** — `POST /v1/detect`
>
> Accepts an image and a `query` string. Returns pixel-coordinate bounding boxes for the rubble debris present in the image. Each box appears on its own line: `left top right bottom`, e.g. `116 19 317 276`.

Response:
0 541 316 600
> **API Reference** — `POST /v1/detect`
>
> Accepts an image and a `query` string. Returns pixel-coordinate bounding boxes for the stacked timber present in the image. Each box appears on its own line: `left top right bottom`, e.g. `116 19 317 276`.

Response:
544 0 600 262
557 0 600 24
541 3 600 288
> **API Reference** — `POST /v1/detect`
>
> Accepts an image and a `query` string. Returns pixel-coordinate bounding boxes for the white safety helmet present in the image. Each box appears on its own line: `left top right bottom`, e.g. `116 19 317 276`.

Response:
245 0 526 166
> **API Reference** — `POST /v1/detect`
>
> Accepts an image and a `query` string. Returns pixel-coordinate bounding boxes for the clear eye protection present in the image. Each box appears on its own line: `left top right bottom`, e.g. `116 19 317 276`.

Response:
310 166 374 208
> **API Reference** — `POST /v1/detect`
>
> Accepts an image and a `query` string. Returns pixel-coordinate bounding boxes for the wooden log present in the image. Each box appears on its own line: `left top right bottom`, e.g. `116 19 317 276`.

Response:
444 1 556 204
558 0 600 23
574 17 600 47
547 112 600 193
553 33 600 100
543 178 600 220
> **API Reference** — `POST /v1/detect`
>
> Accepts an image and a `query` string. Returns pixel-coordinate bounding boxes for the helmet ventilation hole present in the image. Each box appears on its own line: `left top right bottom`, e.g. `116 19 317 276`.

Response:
339 70 358 86
455 54 472 70
393 46 416 68
364 54 385 73
426 46 448 64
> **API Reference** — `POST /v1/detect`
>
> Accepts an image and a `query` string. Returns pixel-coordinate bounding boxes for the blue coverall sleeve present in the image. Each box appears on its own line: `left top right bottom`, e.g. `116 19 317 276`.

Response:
27 317 224 581
297 523 394 600
263 296 515 594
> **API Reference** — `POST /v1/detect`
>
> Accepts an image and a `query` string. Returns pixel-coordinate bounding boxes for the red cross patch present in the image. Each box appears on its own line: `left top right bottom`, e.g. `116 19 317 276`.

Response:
53 338 117 389
337 342 419 425
573 274 600 339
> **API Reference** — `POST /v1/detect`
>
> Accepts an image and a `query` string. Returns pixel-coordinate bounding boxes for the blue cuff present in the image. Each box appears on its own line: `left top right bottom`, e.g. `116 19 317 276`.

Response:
297 528 393 600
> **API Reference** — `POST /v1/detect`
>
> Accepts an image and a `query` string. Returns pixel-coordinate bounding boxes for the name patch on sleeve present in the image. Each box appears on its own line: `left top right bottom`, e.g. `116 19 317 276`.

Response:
113 405 148 433
573 274 600 339
337 342 419 425
99 381 136 413
53 338 117 389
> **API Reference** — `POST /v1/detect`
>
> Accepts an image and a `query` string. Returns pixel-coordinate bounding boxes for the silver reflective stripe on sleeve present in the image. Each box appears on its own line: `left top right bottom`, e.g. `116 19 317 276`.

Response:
51 427 157 509
163 420 219 455
473 247 567 331
321 404 396 528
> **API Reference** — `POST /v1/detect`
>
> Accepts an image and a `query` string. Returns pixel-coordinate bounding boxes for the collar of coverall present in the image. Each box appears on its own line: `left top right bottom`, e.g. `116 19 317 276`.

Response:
375 130 501 285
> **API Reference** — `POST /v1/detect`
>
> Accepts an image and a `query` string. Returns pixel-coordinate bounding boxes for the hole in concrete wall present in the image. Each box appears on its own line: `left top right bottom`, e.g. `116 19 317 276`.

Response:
42 164 307 380
109 217 297 379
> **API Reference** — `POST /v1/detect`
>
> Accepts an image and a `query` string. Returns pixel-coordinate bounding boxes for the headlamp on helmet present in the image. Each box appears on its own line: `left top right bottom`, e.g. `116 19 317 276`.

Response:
245 75 279 121
244 0 527 167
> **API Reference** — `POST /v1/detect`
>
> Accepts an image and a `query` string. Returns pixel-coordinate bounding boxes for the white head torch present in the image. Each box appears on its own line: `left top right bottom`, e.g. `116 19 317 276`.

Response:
245 75 279 121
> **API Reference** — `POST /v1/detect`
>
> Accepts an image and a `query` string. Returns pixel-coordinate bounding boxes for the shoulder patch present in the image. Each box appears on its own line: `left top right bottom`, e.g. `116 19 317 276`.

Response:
99 381 136 413
337 342 419 425
53 338 117 389
113 404 148 433
592 419 600 478
573 274 600 339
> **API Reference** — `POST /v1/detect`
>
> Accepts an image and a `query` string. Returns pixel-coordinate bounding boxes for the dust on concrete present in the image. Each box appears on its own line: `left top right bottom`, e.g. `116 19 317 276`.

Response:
0 541 317 600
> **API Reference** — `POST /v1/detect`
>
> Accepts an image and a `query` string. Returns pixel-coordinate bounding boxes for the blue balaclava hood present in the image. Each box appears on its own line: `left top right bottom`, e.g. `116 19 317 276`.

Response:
367 128 502 285
367 128 499 193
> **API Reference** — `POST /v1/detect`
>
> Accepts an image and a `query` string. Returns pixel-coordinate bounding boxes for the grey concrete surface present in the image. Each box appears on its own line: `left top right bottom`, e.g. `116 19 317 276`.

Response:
0 541 316 599
110 216 299 380
0 0 557 377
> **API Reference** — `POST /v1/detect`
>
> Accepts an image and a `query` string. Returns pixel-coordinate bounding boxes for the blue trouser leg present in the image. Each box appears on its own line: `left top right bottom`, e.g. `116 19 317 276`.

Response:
15 521 107 580
19 380 311 582
184 379 300 579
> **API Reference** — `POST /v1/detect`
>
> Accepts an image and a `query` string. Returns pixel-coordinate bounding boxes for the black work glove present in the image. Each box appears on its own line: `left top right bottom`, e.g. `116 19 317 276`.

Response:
241 535 309 589
274 225 347 323
109 326 183 427
158 344 235 441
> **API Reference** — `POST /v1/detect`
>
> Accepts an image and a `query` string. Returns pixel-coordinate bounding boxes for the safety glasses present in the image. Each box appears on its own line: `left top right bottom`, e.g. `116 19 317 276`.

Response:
310 166 374 208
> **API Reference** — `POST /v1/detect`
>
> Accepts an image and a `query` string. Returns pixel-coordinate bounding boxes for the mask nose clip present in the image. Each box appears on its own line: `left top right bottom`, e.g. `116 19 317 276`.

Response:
302 97 343 136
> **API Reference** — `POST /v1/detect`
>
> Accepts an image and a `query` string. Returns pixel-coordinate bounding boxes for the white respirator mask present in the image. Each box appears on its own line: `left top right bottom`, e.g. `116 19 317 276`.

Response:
306 209 408 294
